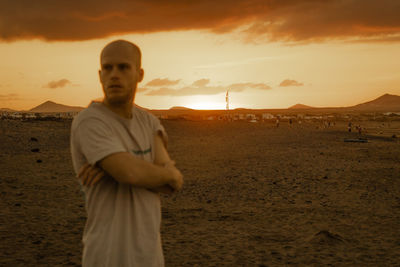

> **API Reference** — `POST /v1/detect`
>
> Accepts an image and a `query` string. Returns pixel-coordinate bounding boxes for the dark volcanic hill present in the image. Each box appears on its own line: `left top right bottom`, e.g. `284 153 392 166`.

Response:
288 104 314 109
350 94 400 111
30 101 84 113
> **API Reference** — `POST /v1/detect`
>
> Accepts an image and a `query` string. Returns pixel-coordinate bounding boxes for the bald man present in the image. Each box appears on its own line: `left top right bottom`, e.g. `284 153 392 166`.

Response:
70 40 183 267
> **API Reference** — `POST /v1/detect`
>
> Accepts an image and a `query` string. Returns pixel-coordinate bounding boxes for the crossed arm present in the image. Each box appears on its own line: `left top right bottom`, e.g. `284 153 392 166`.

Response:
78 131 183 194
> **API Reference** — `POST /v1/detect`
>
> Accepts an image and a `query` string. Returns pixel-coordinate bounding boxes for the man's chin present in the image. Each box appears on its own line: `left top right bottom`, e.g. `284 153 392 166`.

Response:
105 96 131 106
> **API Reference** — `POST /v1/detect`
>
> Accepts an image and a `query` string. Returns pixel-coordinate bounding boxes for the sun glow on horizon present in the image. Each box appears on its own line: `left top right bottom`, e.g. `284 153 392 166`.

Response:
185 101 226 110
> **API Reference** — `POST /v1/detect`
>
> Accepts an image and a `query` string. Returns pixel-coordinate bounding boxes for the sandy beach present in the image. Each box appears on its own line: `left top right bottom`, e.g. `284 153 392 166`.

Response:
0 119 399 266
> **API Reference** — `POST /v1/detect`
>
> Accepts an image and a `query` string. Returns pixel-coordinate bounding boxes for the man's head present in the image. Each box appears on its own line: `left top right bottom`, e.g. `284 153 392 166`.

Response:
99 40 144 106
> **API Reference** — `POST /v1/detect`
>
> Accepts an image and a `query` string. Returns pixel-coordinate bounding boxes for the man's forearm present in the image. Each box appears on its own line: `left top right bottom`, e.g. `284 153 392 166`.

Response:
99 152 172 189
149 133 177 194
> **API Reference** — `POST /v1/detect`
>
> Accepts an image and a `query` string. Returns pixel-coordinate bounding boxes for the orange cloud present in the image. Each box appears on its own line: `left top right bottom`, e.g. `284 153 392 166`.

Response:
0 1 399 43
192 79 210 87
145 78 181 87
136 87 149 93
0 93 19 101
230 82 271 90
144 80 271 96
43 79 71 89
279 79 304 87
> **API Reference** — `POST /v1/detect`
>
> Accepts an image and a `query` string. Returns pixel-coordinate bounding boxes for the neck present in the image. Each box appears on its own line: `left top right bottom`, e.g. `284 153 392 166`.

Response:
102 99 133 119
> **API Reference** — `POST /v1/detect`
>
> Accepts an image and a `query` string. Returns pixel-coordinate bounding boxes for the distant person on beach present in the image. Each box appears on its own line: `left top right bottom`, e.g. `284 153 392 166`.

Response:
70 40 183 267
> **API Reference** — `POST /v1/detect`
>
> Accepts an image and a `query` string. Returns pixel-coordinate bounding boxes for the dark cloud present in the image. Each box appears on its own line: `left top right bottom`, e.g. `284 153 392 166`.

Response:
145 78 181 87
43 79 71 89
279 79 304 87
144 80 271 96
0 0 399 43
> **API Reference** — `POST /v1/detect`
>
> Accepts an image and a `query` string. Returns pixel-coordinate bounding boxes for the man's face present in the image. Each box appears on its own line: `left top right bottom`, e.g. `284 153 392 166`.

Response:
99 44 143 105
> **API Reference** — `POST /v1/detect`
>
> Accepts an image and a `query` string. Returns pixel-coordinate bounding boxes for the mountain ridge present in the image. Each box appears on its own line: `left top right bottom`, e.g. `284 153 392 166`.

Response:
288 104 314 109
350 93 400 111
1 93 399 112
29 101 84 113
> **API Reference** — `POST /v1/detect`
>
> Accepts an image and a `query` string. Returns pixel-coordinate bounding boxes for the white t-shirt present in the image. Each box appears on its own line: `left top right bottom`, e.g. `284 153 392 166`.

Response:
70 102 166 267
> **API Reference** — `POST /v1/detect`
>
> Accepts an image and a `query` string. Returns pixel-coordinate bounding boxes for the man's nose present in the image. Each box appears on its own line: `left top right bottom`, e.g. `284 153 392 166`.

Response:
110 67 120 79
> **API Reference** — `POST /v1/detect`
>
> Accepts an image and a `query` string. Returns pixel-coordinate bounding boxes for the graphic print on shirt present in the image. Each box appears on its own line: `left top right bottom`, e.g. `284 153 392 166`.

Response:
131 146 152 156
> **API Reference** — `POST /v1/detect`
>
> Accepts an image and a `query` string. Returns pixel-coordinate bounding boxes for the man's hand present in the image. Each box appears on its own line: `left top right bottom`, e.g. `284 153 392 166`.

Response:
150 160 183 194
165 161 183 191
78 163 106 186
153 133 184 193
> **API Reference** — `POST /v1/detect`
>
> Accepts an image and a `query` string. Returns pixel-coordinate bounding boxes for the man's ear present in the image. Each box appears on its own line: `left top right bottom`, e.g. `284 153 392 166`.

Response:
98 70 103 83
138 68 144 82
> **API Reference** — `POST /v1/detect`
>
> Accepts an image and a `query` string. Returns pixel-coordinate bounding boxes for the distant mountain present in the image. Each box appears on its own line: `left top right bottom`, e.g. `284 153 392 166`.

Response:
30 101 84 113
350 94 400 111
169 106 193 111
288 104 314 109
19 93 400 114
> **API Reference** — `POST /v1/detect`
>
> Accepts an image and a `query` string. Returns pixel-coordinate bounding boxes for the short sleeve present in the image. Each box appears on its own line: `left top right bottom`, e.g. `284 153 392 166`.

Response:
150 114 168 148
75 118 126 165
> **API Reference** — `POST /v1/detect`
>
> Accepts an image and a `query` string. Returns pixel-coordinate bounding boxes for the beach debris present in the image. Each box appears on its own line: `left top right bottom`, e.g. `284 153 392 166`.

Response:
344 138 368 143
30 137 38 142
31 148 40 152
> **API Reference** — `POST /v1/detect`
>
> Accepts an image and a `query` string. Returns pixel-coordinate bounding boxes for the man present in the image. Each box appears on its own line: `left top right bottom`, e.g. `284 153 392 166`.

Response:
70 40 183 267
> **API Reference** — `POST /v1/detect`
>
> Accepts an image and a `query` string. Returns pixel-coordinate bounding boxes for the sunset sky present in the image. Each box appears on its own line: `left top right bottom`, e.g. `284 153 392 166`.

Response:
0 0 399 110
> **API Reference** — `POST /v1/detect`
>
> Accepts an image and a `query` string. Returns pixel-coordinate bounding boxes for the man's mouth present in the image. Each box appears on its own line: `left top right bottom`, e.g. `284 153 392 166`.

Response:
109 85 122 89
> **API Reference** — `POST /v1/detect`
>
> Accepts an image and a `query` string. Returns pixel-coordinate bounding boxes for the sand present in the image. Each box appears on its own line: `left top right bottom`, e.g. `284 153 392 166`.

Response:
0 119 399 266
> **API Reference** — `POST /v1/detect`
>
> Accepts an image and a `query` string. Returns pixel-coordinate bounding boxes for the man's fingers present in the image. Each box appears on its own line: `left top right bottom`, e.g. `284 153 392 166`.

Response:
80 165 94 185
78 163 91 178
170 171 183 192
85 168 102 186
87 170 105 186
80 165 104 186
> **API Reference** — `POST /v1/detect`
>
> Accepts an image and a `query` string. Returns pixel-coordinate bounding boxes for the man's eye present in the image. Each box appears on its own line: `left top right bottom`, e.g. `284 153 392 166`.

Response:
119 64 129 71
103 65 112 71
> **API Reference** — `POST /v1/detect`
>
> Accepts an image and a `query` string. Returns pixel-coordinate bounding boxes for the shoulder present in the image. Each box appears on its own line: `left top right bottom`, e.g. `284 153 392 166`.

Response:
71 102 110 131
133 105 159 124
